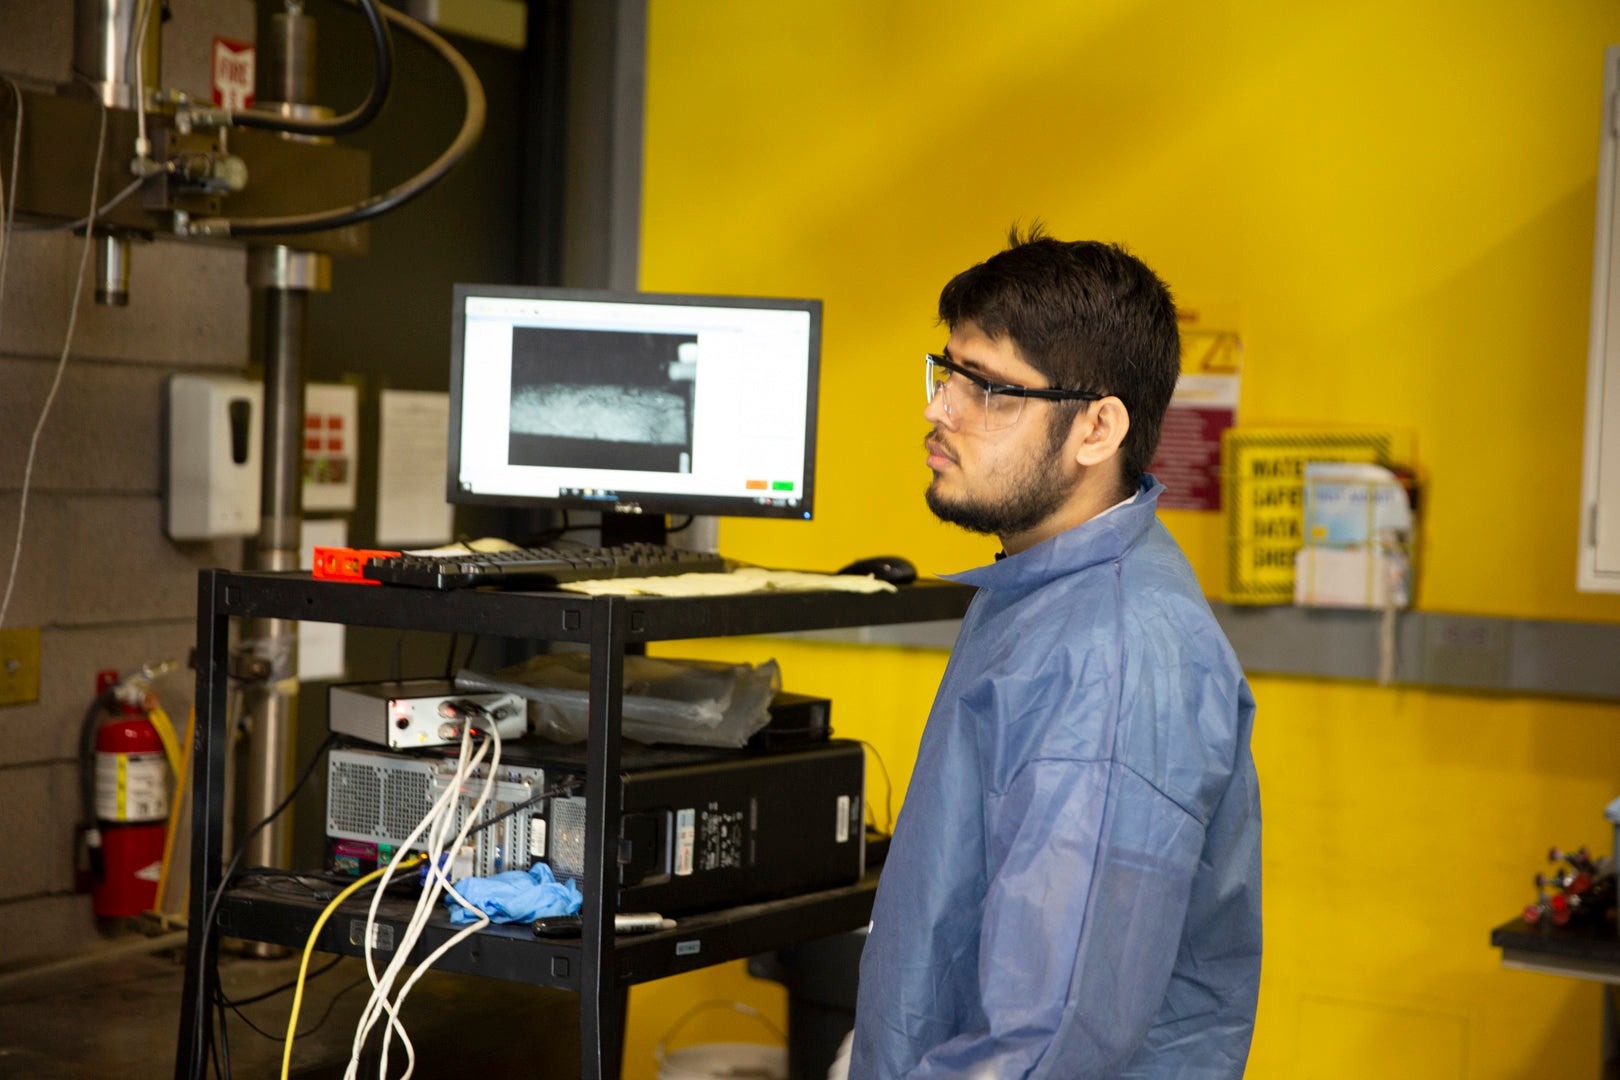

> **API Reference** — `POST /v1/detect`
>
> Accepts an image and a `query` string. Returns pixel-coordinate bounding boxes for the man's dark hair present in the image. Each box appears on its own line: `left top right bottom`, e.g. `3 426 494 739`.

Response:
937 224 1181 491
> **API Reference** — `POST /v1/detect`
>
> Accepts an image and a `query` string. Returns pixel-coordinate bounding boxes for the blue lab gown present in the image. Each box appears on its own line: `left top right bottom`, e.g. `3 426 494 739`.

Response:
851 476 1261 1078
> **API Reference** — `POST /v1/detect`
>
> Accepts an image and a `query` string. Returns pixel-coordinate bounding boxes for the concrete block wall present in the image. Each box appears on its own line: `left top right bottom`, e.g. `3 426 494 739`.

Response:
0 0 255 967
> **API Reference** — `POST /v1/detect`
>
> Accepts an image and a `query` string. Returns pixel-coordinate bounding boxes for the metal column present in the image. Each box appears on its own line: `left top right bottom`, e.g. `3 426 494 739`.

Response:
234 3 333 882
239 246 328 876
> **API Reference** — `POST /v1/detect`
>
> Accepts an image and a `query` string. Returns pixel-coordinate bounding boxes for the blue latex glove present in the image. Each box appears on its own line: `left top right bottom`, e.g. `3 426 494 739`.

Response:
445 862 582 925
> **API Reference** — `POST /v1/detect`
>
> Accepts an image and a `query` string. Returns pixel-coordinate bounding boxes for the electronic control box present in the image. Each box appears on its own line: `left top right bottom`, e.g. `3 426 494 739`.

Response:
328 678 526 749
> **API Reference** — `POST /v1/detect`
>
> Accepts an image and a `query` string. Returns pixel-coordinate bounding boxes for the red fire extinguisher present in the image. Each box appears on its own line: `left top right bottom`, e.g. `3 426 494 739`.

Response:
88 670 169 919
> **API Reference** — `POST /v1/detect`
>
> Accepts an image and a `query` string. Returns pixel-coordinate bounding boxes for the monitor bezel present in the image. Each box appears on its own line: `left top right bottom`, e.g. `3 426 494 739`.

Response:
447 284 822 522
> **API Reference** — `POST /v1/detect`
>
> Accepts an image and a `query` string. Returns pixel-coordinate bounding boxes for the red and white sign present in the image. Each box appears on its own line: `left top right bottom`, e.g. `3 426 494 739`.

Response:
1151 373 1241 512
212 38 256 109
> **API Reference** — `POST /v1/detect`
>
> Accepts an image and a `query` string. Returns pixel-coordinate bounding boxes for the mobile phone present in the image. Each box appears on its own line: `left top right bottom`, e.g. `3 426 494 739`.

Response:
532 914 584 938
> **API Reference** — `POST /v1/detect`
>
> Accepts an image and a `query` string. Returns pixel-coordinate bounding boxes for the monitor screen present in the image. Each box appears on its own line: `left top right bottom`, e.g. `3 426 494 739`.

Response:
448 286 821 525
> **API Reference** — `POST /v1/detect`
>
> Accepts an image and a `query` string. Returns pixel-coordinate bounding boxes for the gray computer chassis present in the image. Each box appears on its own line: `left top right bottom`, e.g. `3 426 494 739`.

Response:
324 737 867 916
326 743 574 882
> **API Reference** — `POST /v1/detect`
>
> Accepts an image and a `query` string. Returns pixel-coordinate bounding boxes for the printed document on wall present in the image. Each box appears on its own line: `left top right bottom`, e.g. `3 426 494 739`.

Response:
377 389 454 547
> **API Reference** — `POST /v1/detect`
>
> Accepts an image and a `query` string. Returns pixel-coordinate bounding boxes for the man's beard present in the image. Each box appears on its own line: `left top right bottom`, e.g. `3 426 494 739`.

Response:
925 425 1071 538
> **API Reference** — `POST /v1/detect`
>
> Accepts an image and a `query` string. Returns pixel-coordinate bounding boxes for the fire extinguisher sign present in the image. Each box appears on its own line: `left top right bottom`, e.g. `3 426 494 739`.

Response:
212 38 255 110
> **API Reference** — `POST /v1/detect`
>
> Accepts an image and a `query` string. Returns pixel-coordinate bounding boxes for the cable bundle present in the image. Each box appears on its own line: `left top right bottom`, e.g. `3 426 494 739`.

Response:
342 713 504 1080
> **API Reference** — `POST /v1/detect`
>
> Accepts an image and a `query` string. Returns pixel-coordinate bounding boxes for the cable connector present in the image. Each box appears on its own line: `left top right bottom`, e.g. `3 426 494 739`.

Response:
173 103 232 137
418 846 476 887
184 216 234 238
128 134 162 180
435 693 521 741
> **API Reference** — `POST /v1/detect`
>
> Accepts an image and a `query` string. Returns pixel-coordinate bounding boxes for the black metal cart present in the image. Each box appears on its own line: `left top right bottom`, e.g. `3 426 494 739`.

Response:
173 570 975 1080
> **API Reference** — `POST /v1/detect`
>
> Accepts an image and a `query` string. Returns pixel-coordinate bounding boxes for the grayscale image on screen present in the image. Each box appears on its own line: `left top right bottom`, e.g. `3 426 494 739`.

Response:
507 328 699 474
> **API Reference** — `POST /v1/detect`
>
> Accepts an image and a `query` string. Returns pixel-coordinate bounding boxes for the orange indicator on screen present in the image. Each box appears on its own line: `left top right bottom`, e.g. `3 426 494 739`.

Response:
745 479 768 490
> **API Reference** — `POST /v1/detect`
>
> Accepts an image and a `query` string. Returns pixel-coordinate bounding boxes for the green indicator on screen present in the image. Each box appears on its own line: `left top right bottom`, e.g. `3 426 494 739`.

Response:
771 481 794 491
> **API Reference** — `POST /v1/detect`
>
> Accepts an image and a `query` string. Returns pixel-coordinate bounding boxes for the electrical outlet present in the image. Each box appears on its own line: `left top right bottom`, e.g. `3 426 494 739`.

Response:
0 626 41 706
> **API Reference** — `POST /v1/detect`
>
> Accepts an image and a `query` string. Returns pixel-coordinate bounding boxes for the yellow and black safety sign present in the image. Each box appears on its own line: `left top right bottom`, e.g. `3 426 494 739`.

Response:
1221 428 1414 604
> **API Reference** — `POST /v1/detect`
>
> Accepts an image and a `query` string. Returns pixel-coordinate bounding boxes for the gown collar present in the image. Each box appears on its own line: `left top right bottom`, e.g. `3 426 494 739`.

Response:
946 475 1165 590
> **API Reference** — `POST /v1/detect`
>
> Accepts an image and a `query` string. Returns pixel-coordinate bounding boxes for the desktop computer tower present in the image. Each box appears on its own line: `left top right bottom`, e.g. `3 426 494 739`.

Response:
325 736 865 916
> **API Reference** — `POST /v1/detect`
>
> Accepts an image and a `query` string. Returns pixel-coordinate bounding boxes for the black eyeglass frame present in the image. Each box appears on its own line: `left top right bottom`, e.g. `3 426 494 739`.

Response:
925 352 1107 405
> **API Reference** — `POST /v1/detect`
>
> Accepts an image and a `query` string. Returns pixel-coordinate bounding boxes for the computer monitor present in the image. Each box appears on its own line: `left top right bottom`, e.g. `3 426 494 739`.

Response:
448 285 821 545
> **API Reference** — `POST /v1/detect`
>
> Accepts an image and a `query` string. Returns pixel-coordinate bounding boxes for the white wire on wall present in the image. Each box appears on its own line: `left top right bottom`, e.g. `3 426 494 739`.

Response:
131 0 157 164
0 78 23 336
0 90 107 632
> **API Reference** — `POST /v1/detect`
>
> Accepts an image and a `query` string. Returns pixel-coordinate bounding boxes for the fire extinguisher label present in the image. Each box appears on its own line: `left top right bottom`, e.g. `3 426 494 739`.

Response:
95 751 169 822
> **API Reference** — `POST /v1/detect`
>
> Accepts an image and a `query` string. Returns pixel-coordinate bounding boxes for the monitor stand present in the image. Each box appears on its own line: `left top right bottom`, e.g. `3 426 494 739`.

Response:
599 510 669 548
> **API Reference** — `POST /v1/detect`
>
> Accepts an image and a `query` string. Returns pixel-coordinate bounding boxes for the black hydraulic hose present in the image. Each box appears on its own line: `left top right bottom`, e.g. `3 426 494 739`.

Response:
199 4 485 239
229 0 393 138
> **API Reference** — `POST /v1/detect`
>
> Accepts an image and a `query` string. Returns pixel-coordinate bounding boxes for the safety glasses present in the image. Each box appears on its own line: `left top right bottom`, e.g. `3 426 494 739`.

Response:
925 352 1104 431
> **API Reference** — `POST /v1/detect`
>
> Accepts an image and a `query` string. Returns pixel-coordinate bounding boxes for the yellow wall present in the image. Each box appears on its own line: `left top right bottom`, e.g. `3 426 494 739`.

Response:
630 3 1620 1076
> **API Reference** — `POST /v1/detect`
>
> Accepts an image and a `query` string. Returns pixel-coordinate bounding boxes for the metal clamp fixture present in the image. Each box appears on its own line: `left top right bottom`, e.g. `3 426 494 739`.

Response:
247 246 332 292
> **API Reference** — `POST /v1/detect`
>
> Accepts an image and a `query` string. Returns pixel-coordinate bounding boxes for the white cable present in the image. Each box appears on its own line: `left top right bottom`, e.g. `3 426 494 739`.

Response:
352 718 504 1080
0 95 106 632
131 0 155 162
345 773 465 1080
376 721 502 1080
353 734 472 1040
0 78 25 377
17 175 145 234
346 724 499 1080
345 728 483 1079
372 742 474 1076
383 722 502 1080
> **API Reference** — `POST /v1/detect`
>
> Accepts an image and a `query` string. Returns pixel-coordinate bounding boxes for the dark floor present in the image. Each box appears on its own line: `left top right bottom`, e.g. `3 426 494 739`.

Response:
0 941 584 1078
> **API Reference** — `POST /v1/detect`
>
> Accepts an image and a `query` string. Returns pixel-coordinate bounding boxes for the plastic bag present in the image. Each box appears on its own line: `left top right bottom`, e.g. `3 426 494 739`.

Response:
462 653 780 748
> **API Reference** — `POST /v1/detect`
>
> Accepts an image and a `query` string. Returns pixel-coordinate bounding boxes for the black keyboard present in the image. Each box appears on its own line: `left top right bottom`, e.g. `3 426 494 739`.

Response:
362 543 730 590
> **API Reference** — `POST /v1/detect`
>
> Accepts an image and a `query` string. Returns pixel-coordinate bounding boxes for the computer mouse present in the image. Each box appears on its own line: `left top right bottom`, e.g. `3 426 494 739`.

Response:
837 555 918 585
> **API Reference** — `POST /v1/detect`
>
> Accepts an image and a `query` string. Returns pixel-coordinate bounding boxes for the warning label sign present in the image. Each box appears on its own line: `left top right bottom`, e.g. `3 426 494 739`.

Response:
1222 429 1413 604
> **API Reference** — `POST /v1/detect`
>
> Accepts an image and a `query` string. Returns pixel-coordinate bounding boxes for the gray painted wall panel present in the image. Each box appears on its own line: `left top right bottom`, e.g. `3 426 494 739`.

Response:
0 762 82 902
0 493 62 628
0 893 96 963
0 621 197 767
0 2 71 86
0 233 248 366
0 359 167 491
779 603 1620 701
52 495 240 623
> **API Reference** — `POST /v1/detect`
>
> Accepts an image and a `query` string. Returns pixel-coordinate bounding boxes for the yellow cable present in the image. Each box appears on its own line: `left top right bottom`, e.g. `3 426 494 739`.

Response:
152 705 196 918
280 857 424 1080
145 701 183 778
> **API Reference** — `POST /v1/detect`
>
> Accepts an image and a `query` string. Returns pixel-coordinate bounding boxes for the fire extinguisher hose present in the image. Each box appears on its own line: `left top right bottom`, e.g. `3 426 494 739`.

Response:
77 687 118 876
153 705 197 919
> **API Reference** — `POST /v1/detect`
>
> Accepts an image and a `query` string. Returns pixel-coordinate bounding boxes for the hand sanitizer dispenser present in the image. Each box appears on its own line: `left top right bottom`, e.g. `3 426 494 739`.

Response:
166 374 262 540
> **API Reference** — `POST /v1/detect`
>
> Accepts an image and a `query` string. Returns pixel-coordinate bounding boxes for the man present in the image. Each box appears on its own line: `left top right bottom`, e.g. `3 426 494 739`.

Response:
849 228 1262 1078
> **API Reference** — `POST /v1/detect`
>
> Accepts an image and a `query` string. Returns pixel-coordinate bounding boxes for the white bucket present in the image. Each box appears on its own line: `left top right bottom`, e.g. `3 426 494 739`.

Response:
656 1041 787 1080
